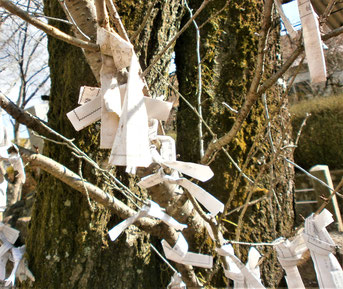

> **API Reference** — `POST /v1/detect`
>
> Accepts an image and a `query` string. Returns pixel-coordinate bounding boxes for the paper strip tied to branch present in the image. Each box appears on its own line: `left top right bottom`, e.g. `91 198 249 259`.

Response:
109 200 187 242
5 245 25 287
8 145 26 184
275 235 307 289
297 0 327 83
303 209 343 289
138 170 223 216
217 244 266 289
162 233 213 269
150 136 213 182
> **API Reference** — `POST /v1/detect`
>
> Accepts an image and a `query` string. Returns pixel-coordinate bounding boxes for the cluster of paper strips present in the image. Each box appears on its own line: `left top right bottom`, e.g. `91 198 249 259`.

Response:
0 223 34 285
303 209 343 288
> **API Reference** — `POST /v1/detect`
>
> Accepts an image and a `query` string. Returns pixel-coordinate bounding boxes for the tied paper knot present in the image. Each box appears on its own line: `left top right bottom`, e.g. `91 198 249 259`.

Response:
303 209 343 289
108 200 187 242
162 233 213 269
217 244 265 289
5 245 25 287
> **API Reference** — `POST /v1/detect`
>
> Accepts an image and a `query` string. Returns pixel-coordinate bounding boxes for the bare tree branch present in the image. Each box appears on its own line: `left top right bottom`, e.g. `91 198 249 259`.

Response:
0 0 99 51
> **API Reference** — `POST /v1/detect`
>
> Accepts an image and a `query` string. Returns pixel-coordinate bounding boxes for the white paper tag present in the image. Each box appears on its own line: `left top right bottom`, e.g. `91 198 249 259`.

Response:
8 146 26 184
67 96 101 131
109 55 152 168
109 30 133 70
167 272 186 289
144 98 173 121
78 86 101 105
297 0 326 83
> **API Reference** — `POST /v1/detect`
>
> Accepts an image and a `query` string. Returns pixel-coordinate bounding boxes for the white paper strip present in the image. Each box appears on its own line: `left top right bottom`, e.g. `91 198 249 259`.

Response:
66 96 101 131
163 175 224 216
274 0 297 39
0 251 10 280
167 272 187 289
16 257 35 283
303 209 343 289
109 55 152 168
99 55 120 149
5 245 25 287
217 245 266 289
78 86 101 105
0 224 19 245
297 0 326 83
109 200 187 241
148 119 159 141
145 98 173 121
275 235 307 289
162 233 213 269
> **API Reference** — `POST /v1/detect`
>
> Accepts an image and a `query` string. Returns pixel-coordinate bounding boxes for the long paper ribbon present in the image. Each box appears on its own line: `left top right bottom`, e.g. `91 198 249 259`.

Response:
162 233 213 269
303 209 343 288
109 55 152 169
297 0 326 83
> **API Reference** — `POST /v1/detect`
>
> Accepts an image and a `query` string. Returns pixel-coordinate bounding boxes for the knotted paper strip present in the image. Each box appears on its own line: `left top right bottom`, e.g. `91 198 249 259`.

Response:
167 272 187 289
217 245 266 289
5 245 25 287
297 0 326 83
109 200 187 242
303 209 343 288
162 233 213 269
150 139 214 182
109 55 152 169
275 235 307 289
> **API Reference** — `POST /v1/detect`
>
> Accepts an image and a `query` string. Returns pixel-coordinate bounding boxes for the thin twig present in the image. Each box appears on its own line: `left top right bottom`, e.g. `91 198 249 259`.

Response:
142 0 213 78
198 0 230 29
225 195 268 216
184 0 204 159
294 112 311 147
105 0 130 41
130 0 157 42
78 159 96 211
0 0 99 51
150 244 178 274
61 0 91 40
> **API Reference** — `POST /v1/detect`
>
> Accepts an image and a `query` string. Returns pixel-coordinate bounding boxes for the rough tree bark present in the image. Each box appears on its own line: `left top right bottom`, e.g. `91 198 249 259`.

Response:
22 1 184 288
175 0 294 287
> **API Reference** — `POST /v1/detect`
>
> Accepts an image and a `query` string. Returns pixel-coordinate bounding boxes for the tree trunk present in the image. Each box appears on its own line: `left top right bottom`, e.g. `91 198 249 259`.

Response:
22 1 183 288
175 0 294 287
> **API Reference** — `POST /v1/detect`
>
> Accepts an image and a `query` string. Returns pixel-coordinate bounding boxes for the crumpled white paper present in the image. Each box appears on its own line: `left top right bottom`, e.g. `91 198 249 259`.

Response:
162 233 213 269
217 244 265 289
303 209 343 288
108 200 187 242
275 235 307 289
8 145 26 184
